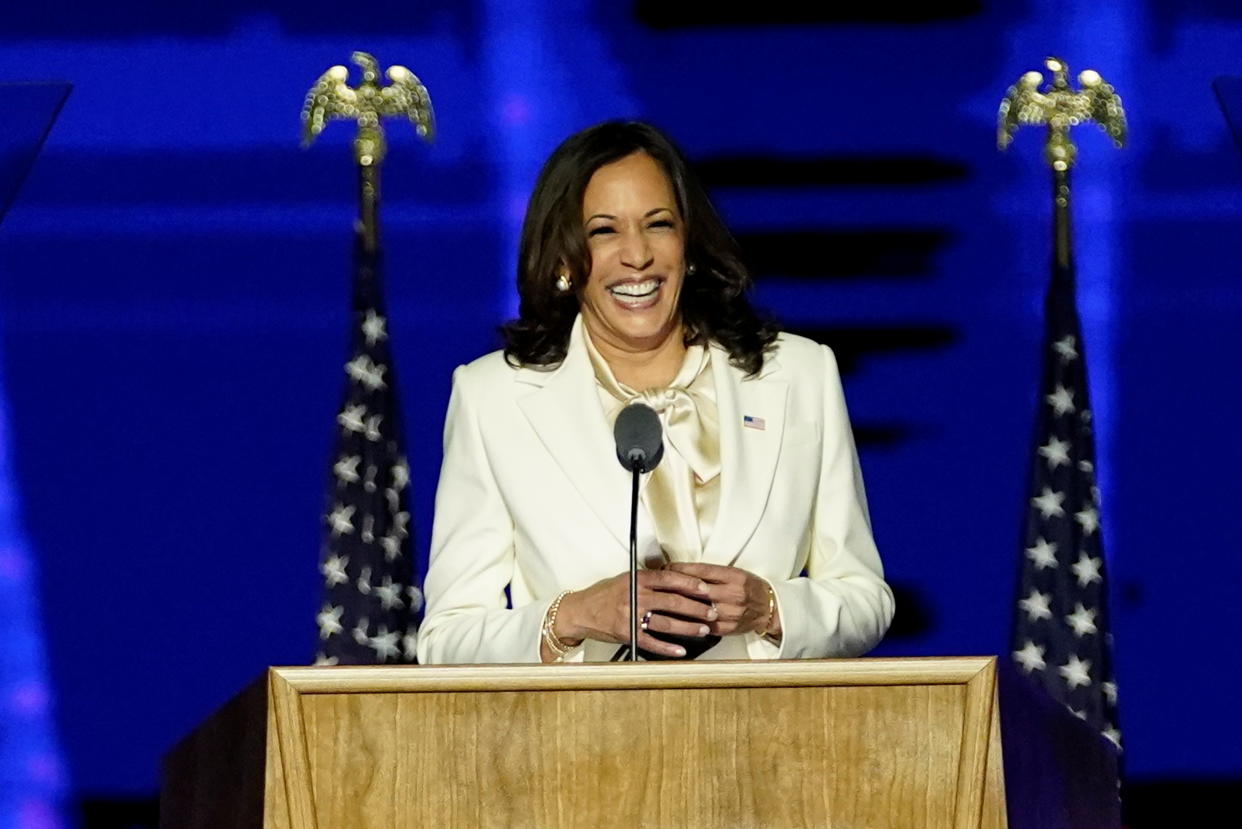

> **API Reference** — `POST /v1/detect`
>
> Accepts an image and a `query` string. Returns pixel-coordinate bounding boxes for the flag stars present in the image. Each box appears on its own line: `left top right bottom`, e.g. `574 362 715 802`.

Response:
361 309 387 346
333 455 361 485
345 355 388 391
1025 537 1058 570
364 414 384 442
1019 589 1053 622
402 632 418 661
1103 726 1122 750
393 511 411 538
1046 385 1076 416
391 458 410 491
369 626 401 661
1013 640 1047 673
320 553 349 586
1066 603 1098 637
1072 553 1103 587
352 617 371 644
1053 335 1078 363
1075 506 1099 535
374 576 405 611
1059 655 1093 690
380 533 402 561
356 566 372 595
1103 682 1118 705
327 503 356 537
316 604 344 639
1039 437 1072 470
338 404 367 434
1032 487 1066 519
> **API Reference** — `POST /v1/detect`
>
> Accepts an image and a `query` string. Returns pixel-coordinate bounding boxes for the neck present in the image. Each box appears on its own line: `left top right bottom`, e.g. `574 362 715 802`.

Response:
587 322 687 390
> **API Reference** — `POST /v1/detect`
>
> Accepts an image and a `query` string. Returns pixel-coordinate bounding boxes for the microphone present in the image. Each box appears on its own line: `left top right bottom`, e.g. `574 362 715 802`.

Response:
612 403 663 662
613 403 664 473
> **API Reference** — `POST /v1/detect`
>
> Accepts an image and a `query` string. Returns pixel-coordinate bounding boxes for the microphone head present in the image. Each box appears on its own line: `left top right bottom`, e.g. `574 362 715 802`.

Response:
613 403 664 473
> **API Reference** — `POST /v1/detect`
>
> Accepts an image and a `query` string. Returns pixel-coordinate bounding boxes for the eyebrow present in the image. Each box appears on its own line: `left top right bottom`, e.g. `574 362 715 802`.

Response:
585 207 675 222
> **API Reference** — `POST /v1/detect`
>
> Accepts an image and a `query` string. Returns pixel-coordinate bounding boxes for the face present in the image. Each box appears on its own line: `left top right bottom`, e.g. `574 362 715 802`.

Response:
577 151 686 356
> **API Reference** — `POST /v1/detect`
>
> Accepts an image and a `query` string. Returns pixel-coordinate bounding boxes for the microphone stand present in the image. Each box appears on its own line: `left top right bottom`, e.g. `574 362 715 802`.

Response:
612 460 642 662
628 463 640 661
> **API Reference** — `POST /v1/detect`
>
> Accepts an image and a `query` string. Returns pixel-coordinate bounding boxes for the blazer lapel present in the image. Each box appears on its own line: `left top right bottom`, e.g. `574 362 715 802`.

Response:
516 322 631 553
702 345 787 565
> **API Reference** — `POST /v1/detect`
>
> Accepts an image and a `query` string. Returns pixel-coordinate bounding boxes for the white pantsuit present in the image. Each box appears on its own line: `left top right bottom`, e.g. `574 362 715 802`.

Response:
417 321 894 664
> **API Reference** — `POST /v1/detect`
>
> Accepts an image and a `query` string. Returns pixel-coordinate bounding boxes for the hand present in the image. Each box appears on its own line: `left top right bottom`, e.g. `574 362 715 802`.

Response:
554 569 720 658
664 563 779 638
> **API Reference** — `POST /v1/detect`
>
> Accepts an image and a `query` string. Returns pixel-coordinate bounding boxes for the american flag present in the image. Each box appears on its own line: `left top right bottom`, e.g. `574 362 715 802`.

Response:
1010 254 1121 753
314 230 420 665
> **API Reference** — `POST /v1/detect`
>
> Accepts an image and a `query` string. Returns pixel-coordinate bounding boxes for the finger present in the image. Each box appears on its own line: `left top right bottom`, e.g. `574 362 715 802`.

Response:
639 569 712 598
638 632 689 658
707 620 742 637
646 592 720 622
697 583 748 610
708 601 747 623
665 562 744 584
644 613 712 639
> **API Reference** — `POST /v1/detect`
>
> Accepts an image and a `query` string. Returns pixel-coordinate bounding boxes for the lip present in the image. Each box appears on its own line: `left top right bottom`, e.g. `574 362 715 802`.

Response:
605 275 665 291
606 276 663 309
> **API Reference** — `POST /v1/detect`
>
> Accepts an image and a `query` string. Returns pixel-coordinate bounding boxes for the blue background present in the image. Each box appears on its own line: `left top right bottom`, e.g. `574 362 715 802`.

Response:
1 1 1240 824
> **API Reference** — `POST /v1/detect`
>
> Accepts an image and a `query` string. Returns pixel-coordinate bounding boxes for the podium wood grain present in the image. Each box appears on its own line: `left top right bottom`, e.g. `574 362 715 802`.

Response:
163 658 1007 829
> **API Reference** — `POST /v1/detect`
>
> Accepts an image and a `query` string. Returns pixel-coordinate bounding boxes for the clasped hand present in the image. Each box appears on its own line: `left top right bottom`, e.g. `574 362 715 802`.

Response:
553 563 776 659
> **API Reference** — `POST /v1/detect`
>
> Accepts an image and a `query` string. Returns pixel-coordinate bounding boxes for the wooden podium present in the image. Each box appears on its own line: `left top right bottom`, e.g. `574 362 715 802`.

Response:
160 657 1026 828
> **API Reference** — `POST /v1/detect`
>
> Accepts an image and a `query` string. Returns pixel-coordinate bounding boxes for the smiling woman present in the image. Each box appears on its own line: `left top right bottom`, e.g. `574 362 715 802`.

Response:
417 121 895 665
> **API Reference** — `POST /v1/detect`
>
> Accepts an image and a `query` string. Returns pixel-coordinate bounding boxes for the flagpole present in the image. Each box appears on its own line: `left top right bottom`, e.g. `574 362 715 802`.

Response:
300 53 435 666
1053 169 1072 272
999 55 1128 779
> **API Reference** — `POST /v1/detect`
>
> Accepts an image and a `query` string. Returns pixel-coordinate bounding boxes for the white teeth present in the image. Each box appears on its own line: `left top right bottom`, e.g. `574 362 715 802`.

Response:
609 279 659 298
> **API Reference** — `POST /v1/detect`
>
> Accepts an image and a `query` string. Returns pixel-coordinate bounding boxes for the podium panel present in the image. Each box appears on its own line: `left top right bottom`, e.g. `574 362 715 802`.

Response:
163 658 1007 829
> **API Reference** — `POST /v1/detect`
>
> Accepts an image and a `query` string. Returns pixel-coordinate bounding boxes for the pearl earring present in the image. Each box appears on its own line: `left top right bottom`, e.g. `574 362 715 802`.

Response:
555 272 572 292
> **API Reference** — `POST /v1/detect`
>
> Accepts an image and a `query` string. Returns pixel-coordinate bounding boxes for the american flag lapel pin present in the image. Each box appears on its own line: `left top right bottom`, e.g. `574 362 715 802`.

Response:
743 415 766 431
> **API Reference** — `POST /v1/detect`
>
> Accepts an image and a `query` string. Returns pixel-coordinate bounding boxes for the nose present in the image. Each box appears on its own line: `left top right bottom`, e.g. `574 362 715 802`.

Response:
618 228 654 272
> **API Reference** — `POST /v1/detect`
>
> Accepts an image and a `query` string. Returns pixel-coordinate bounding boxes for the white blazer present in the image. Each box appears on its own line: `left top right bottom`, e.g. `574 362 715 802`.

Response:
417 319 894 664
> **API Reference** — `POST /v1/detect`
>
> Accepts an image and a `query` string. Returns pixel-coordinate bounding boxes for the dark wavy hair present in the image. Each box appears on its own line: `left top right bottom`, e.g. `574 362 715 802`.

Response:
501 120 779 375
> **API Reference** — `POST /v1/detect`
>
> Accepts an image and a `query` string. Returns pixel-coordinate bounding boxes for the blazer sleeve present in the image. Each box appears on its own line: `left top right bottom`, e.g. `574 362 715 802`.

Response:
760 345 895 659
415 365 550 664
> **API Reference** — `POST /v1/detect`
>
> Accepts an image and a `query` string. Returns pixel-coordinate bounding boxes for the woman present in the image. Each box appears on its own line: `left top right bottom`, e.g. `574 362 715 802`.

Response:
417 121 893 664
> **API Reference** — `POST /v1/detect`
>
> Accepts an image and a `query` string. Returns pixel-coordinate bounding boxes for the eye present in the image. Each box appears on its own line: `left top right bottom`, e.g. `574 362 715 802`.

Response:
588 226 615 237
648 219 674 229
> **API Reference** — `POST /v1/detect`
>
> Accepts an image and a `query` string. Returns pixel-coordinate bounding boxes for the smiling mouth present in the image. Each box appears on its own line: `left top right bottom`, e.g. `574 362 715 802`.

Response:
608 278 662 301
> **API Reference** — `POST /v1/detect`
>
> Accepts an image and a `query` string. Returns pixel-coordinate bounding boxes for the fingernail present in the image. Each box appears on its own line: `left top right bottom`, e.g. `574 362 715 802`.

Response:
673 646 687 657
707 607 719 621
698 625 710 637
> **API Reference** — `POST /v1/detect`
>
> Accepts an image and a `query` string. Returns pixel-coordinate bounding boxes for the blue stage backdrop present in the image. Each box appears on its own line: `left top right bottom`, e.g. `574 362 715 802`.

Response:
0 1 1240 821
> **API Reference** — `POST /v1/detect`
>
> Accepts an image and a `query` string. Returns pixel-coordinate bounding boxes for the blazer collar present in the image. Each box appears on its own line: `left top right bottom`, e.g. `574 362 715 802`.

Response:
516 317 632 551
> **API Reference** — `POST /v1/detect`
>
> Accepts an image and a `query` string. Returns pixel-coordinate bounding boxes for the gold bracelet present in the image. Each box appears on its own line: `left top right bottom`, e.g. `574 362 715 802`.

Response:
542 590 573 660
761 582 778 637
